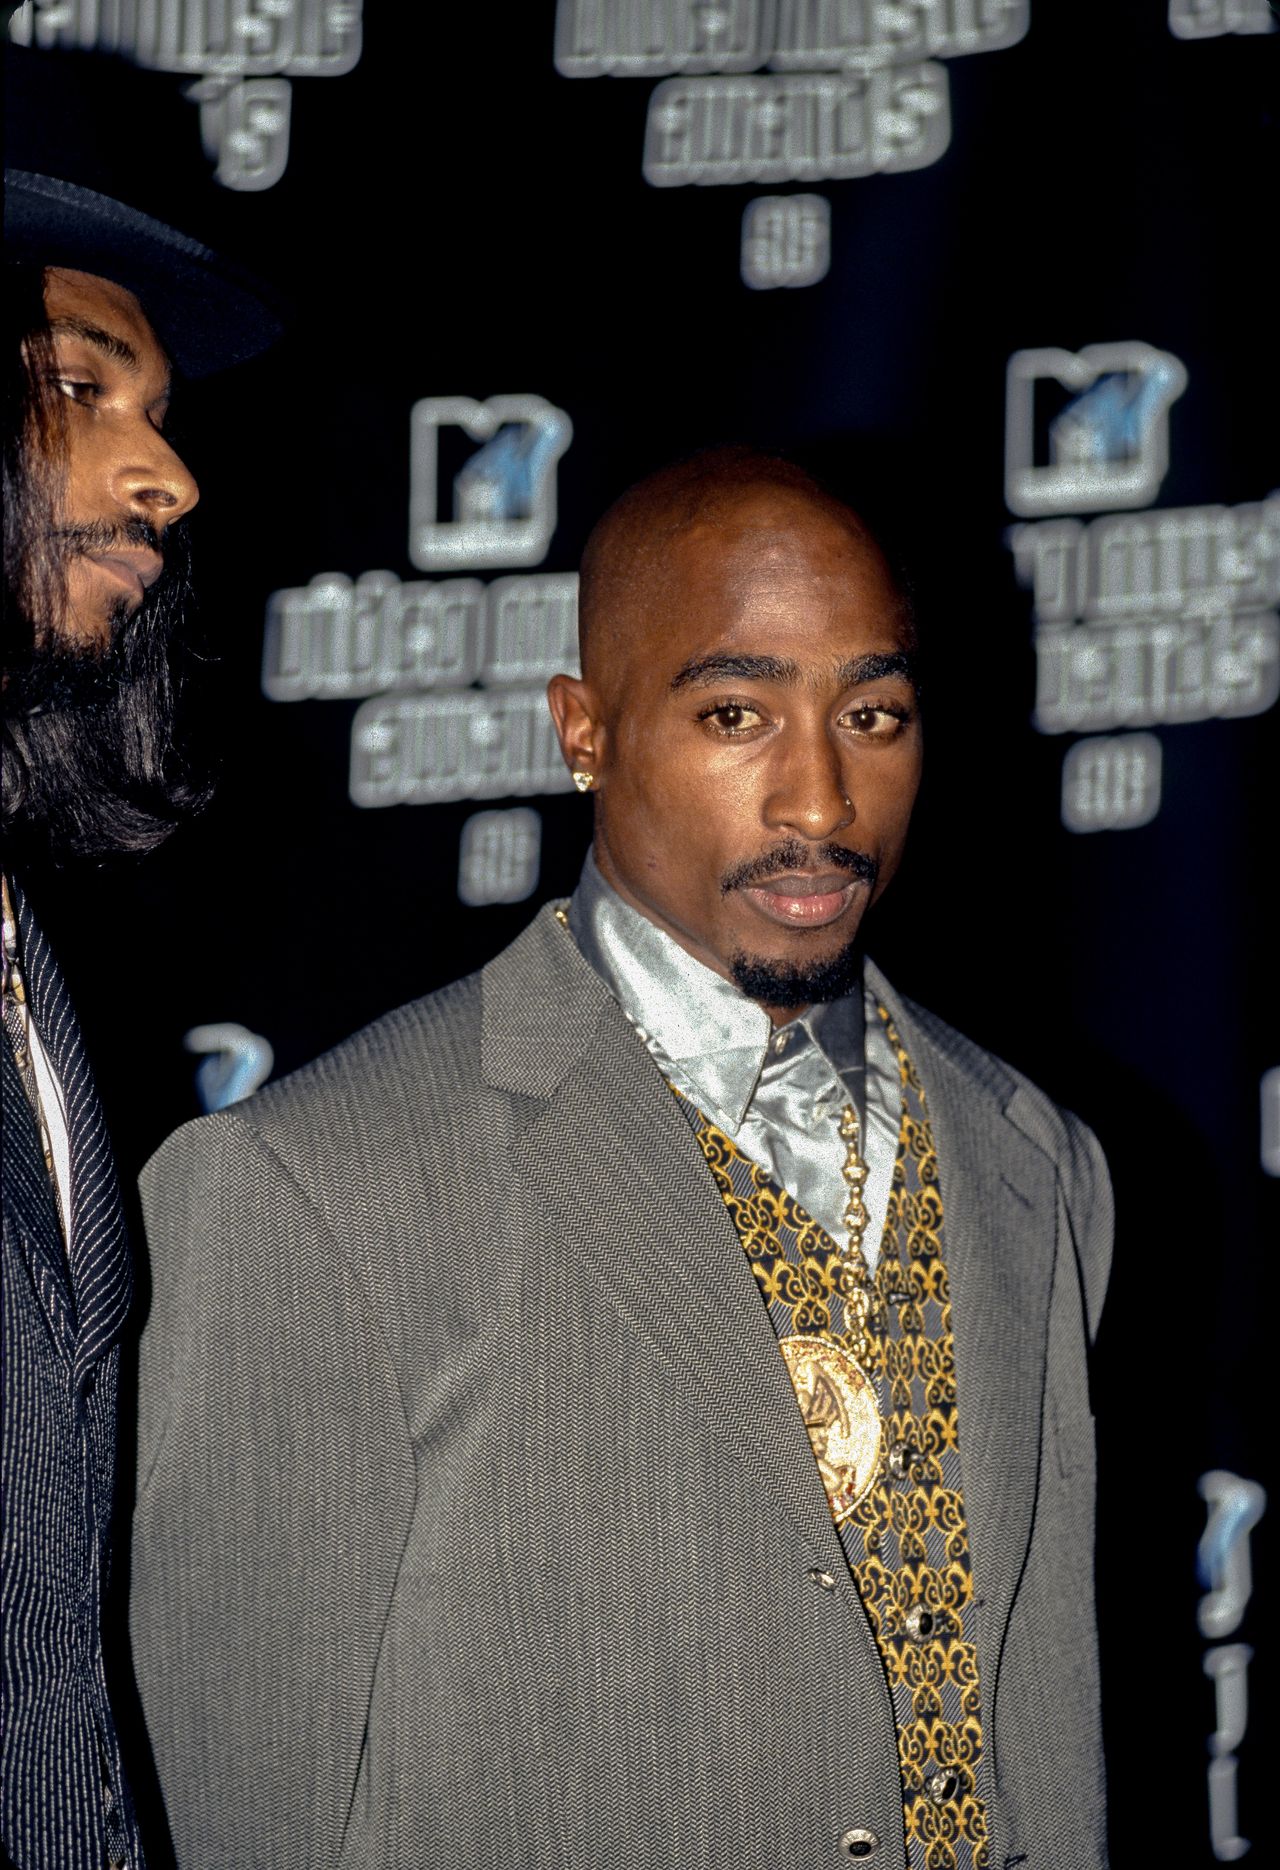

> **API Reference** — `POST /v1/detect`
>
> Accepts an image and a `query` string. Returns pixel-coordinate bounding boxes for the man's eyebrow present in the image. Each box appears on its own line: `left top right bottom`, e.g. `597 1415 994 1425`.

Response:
49 315 143 375
668 649 920 694
669 652 798 691
835 651 919 691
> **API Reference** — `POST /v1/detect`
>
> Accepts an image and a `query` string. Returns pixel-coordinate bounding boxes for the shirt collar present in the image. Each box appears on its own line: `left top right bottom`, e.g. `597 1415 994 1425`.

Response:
567 851 865 1130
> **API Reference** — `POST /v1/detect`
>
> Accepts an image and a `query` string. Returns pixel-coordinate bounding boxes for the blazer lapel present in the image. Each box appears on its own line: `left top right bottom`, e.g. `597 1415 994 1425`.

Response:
2 1030 78 1363
11 881 132 1386
875 969 1058 1750
487 908 855 1581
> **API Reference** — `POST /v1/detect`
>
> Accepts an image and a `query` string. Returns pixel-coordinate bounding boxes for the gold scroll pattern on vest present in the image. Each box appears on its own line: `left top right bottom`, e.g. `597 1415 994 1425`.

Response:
680 1009 990 1870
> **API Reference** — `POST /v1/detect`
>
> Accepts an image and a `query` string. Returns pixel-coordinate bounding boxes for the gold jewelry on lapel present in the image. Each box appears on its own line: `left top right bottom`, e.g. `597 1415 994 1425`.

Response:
572 771 595 793
783 1100 881 1522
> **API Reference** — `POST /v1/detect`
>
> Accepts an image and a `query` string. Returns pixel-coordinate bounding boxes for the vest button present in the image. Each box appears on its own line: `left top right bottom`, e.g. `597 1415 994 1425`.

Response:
887 1438 922 1484
808 1567 838 1592
903 1603 936 1642
925 1768 961 1804
839 1828 880 1858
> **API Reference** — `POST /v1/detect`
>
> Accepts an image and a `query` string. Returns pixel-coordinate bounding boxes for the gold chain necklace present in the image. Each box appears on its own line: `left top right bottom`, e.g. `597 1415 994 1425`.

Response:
778 1100 882 1523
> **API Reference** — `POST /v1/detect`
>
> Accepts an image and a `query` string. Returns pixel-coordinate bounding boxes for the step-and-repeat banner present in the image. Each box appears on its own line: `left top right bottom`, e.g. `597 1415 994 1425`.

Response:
7 5 1276 1860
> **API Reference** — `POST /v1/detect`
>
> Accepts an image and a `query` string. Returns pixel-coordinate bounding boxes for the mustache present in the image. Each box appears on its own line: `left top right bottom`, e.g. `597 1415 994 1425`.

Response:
720 838 879 894
50 516 167 558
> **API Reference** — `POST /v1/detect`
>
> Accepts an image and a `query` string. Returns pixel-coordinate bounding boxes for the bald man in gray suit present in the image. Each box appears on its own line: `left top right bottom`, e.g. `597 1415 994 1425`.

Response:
131 451 1111 1870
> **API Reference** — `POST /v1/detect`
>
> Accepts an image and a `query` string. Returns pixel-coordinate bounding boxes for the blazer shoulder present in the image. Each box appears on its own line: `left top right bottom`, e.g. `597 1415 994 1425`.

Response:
252 969 484 1127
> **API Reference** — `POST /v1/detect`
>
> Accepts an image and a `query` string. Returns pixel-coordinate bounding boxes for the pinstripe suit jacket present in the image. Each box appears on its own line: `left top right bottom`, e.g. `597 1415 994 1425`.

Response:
2 884 144 1870
131 904 1112 1870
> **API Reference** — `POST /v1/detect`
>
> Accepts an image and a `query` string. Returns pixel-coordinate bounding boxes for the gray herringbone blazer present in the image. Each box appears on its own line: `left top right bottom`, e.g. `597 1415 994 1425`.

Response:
131 905 1111 1870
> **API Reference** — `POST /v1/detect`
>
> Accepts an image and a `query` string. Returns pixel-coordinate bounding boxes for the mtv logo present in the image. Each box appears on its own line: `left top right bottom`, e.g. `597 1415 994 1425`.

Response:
410 395 573 572
1005 343 1188 517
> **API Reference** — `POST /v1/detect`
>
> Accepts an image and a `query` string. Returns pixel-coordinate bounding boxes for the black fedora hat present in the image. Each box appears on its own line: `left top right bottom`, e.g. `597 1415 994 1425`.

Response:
4 169 284 377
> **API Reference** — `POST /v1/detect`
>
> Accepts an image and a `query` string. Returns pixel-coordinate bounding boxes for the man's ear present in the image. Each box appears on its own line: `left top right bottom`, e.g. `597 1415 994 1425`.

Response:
546 673 605 781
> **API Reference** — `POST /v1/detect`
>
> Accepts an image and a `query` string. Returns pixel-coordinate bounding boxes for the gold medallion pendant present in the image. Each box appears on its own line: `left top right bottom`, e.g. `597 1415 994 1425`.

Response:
780 1334 882 1522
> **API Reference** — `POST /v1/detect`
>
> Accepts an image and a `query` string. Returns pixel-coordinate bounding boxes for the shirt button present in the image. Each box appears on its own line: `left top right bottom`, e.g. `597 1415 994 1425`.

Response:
808 1566 837 1592
839 1828 880 1858
772 1030 791 1055
886 1439 922 1485
903 1603 937 1642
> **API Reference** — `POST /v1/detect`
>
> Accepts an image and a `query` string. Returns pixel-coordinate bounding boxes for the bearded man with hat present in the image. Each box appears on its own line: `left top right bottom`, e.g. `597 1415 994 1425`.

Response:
1 169 279 1870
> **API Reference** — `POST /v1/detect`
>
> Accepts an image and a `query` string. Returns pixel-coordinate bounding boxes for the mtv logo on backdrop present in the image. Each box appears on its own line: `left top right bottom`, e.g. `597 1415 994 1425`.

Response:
1005 343 1188 517
410 395 573 572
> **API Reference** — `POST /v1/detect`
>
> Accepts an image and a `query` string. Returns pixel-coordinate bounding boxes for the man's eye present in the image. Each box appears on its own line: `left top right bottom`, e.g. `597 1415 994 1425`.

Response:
842 703 908 735
52 377 100 404
700 702 763 733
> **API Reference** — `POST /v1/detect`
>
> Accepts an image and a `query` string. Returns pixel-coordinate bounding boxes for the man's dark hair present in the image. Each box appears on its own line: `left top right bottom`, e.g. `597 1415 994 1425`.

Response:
1 259 215 866
3 260 66 635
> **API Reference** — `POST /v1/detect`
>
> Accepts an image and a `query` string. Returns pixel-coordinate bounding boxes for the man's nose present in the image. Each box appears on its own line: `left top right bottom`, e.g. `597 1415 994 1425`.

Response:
762 728 854 841
115 427 200 527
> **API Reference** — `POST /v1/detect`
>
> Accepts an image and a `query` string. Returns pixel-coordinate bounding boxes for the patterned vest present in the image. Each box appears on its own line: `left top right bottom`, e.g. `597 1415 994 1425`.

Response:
679 1006 991 1870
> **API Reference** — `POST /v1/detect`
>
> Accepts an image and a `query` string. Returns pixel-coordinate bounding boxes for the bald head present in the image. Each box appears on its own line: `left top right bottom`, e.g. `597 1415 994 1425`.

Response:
577 446 912 691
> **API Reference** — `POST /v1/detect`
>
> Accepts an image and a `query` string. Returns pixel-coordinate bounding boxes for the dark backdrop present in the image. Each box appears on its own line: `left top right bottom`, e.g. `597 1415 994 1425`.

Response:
6 5 1277 1863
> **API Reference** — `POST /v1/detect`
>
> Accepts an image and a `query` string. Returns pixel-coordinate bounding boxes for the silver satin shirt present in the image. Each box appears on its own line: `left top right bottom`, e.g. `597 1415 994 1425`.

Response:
567 853 899 1267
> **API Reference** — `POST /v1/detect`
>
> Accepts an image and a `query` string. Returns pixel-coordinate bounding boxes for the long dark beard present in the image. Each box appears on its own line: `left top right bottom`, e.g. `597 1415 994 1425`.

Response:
1 522 217 865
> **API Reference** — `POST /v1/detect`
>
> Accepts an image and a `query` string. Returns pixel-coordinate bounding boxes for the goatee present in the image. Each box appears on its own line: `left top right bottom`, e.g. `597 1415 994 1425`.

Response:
728 938 864 1009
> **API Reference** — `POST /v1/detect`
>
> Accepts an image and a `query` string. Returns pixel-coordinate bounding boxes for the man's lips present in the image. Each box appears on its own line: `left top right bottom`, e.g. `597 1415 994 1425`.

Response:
740 872 867 929
84 549 164 604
